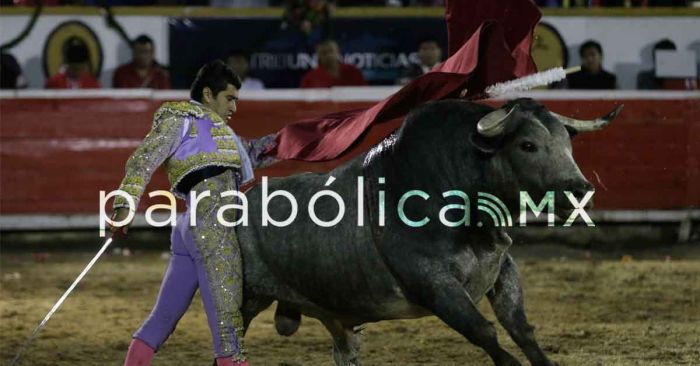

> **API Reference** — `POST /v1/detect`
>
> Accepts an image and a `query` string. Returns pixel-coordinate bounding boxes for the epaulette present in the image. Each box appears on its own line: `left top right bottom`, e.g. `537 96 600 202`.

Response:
153 101 205 124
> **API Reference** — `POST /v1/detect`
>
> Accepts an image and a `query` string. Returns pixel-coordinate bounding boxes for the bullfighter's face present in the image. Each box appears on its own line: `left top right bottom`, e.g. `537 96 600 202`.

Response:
203 83 239 121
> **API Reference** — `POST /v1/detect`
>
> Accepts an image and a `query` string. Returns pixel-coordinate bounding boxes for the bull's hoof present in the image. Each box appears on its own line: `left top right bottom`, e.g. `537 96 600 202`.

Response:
530 353 558 366
274 302 301 336
494 352 522 366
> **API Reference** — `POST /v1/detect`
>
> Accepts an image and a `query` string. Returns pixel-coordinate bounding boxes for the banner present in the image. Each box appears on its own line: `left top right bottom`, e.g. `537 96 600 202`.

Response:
168 17 448 88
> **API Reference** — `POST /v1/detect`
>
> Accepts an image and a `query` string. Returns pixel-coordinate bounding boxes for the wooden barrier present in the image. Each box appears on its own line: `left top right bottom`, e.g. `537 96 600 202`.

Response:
1 90 698 216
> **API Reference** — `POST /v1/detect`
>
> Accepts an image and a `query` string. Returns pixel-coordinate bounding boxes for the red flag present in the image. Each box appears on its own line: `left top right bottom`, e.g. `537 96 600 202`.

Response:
271 0 541 162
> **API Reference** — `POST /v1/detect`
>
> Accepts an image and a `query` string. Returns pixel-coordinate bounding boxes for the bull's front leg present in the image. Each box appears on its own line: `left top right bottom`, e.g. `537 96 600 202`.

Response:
379 237 520 365
487 255 557 366
425 280 521 366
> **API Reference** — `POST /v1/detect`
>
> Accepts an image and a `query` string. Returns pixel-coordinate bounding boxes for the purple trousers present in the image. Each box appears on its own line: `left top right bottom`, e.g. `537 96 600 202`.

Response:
133 190 245 360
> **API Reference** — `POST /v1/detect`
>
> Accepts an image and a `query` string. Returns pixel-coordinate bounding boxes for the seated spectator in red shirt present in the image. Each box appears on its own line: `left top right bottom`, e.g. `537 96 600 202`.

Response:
300 40 366 88
46 37 101 89
113 34 170 89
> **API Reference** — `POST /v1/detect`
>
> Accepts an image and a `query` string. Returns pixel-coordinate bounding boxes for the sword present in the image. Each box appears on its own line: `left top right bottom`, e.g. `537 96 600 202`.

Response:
10 230 124 365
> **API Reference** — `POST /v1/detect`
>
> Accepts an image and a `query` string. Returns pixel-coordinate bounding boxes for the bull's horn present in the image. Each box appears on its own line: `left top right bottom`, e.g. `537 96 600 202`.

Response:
477 105 518 137
551 104 624 132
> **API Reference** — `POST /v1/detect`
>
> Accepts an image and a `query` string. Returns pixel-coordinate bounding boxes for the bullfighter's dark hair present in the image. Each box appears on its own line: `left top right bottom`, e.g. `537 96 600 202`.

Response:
190 59 242 102
579 40 603 57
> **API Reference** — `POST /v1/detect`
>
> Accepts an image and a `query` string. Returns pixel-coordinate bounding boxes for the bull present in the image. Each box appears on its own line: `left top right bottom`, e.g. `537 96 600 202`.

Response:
235 98 622 366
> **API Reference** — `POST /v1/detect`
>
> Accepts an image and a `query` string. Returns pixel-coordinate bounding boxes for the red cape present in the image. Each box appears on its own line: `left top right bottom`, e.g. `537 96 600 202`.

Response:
270 0 541 162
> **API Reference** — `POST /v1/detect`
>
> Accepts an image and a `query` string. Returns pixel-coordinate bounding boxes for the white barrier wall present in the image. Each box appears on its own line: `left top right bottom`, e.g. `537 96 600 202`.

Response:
1 13 698 89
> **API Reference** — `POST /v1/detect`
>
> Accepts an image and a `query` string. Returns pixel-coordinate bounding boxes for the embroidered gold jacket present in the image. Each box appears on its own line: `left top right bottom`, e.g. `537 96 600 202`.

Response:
113 101 274 210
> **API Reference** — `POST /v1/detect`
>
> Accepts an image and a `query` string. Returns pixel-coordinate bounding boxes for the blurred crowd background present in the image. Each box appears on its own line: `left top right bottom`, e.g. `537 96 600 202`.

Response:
1 1 698 91
1 0 697 7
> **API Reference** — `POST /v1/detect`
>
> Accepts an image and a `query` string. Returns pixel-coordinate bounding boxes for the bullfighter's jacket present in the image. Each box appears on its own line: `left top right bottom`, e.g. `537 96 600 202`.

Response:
113 100 275 210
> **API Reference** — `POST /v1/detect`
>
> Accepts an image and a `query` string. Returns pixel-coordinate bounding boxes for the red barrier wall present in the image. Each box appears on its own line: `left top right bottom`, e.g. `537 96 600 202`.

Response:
1 97 698 214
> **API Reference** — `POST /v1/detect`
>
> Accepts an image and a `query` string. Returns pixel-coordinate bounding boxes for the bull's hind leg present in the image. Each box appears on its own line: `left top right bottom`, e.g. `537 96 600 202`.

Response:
487 255 557 366
274 301 302 336
320 318 362 366
240 297 273 336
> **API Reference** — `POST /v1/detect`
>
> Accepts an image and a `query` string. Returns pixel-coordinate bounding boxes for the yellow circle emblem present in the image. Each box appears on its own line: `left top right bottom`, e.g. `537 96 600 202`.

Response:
43 21 103 78
531 22 568 72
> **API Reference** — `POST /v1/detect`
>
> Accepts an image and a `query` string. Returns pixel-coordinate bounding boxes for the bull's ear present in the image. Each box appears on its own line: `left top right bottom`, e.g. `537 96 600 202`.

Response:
564 126 579 139
469 132 502 155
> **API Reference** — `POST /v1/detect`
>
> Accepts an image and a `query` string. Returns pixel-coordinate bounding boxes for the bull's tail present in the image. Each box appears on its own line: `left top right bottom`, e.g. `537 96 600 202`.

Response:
274 301 302 336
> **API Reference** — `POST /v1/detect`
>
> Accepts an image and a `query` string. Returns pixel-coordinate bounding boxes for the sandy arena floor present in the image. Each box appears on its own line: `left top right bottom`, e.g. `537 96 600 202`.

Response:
1 245 699 366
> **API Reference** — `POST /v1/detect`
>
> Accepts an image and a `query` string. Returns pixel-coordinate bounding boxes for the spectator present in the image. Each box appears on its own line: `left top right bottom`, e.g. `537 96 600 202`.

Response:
210 0 269 6
647 0 688 5
225 50 265 91
566 40 617 89
386 0 443 5
534 0 563 6
46 37 101 89
637 39 676 90
1 52 28 89
113 35 170 89
397 37 443 85
300 39 366 88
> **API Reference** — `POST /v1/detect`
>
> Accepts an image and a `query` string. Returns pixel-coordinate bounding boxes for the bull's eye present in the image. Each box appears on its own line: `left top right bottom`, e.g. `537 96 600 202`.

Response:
520 141 538 153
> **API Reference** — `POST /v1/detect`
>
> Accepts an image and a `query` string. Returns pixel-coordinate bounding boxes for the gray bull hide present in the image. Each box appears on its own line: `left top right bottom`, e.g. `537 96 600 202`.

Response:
235 98 622 366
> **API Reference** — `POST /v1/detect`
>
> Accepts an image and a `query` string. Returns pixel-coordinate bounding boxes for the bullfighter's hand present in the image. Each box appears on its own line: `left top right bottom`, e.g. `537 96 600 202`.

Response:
110 207 133 235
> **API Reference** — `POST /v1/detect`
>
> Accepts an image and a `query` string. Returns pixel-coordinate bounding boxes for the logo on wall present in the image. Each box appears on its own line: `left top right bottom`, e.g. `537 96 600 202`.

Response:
532 22 568 72
43 21 103 78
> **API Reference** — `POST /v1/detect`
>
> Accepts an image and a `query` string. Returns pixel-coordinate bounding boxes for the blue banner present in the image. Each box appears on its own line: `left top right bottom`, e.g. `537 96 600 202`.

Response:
169 17 447 89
